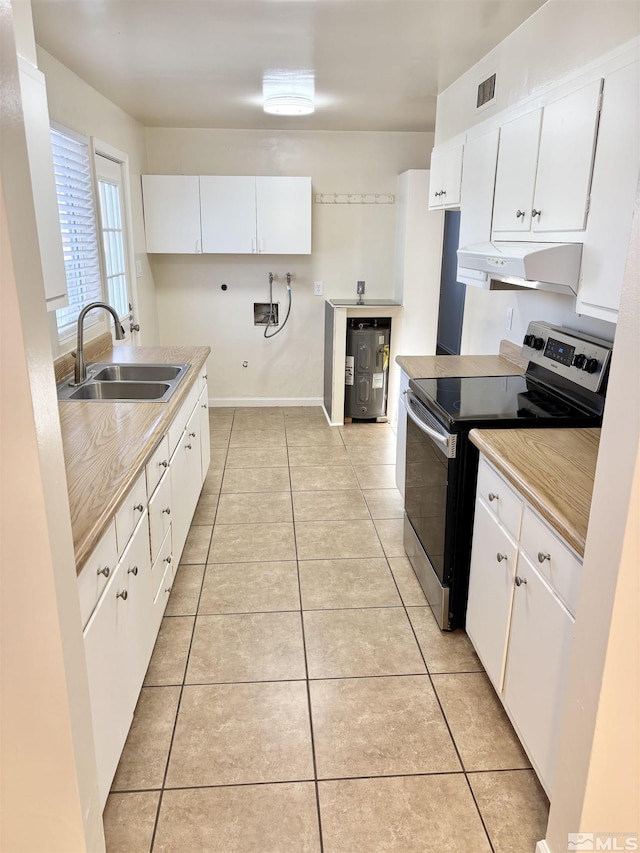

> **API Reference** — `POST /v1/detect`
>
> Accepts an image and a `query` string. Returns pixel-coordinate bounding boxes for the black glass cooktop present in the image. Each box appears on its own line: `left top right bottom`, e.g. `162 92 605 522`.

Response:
410 374 598 428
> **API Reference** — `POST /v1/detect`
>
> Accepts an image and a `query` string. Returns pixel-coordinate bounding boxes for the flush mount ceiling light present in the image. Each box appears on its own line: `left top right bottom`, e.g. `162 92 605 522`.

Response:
263 94 314 115
262 69 315 117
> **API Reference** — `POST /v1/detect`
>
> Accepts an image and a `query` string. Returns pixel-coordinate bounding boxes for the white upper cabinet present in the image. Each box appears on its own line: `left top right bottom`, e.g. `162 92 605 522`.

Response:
456 127 500 287
200 176 256 253
429 140 464 209
256 176 312 254
144 175 312 254
492 80 602 235
142 175 201 254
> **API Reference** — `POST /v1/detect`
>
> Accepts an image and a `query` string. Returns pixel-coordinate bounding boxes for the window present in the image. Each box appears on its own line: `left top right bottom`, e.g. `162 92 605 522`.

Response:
50 126 133 341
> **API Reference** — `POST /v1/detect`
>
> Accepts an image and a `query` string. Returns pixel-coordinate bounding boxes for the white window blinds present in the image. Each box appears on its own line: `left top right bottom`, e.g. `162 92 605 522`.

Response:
51 127 102 338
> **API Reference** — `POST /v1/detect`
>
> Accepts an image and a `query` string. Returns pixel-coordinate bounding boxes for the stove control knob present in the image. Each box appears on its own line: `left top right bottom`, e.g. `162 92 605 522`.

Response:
573 353 586 369
532 336 544 351
584 357 599 374
523 334 535 347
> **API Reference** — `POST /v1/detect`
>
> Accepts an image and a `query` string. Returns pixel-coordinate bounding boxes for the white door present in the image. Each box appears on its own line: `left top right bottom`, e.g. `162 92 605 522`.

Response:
428 147 447 209
532 78 602 232
255 176 312 254
442 142 464 207
492 109 542 232
466 499 518 691
200 175 256 253
142 175 201 253
503 552 574 796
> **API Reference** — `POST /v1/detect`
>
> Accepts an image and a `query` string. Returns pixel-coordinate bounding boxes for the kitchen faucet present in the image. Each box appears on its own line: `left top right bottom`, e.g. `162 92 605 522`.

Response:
73 301 126 385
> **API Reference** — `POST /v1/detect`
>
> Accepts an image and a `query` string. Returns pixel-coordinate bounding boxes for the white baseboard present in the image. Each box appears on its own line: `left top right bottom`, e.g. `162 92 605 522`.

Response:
535 840 551 853
209 397 324 409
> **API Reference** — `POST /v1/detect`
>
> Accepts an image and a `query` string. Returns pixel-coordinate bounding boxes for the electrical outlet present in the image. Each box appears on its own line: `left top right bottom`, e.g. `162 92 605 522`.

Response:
357 280 366 295
313 280 324 296
506 307 514 330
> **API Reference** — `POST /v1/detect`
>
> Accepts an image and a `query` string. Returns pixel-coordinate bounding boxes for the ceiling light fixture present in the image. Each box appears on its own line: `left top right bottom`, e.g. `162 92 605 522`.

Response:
263 93 314 116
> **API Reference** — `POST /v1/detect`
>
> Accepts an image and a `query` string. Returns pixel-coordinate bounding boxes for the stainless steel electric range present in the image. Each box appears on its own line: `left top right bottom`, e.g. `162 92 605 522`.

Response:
402 321 613 631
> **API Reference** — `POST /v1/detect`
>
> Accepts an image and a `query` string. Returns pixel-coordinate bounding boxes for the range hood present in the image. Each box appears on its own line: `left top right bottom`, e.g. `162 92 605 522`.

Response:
456 241 582 295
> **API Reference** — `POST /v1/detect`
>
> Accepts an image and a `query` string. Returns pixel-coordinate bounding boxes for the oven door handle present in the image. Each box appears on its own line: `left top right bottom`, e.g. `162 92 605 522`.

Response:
403 390 456 458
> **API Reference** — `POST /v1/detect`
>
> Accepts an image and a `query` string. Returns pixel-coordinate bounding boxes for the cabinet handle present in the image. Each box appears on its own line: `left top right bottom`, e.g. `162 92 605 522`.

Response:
162 507 171 515
532 208 542 218
133 503 144 512
496 552 508 563
195 238 201 253
97 565 110 578
515 576 527 587
185 443 192 450
202 404 208 409
159 459 169 469
202 374 208 380
164 555 172 564
488 492 498 502
116 589 128 601
128 565 138 576
538 551 551 563
165 586 173 595
516 209 525 218
189 431 197 438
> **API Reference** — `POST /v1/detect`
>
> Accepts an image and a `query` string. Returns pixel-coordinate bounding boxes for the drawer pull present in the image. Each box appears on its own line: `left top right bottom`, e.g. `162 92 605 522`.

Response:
189 431 197 438
162 507 171 515
165 586 173 595
496 553 508 563
202 374 208 380
128 565 138 576
133 503 144 513
202 404 208 409
159 459 169 469
515 576 527 587
538 551 551 563
185 443 192 450
164 555 172 564
116 589 128 601
97 565 110 578
488 492 498 502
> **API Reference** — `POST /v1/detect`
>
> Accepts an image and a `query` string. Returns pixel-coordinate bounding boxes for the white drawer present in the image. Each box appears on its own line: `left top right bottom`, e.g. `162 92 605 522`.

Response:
168 380 199 458
115 471 148 557
77 520 118 628
151 560 174 636
477 458 524 540
520 506 583 616
198 366 209 397
149 469 172 563
146 435 170 497
151 524 173 598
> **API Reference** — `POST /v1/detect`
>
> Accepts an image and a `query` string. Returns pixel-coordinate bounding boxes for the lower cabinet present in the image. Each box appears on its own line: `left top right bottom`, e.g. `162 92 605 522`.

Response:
79 373 210 808
466 456 579 797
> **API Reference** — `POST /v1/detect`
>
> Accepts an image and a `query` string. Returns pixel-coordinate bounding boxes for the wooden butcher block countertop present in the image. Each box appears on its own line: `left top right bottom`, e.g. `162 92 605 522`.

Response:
470 428 601 556
58 342 210 574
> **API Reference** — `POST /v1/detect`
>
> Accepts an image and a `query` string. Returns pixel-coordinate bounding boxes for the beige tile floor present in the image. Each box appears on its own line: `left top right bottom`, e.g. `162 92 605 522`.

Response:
104 407 549 853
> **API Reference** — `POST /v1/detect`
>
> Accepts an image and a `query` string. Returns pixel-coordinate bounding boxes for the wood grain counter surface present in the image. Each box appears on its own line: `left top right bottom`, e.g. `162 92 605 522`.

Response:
58 344 210 574
470 427 601 556
396 354 525 380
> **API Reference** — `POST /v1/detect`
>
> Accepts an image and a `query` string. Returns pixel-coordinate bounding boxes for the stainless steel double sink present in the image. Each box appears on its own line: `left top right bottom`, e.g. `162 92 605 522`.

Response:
57 363 190 402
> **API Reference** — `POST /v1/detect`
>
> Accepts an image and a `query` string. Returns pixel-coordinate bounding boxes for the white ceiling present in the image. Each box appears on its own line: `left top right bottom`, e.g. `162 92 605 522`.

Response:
31 0 546 132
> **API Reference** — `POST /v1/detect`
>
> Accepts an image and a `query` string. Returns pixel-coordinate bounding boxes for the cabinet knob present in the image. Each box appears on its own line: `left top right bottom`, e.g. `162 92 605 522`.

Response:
202 374 208 380
515 576 528 587
496 552 508 563
133 503 144 512
185 443 192 450
97 565 110 578
116 589 128 600
531 208 542 218
202 404 208 409
128 565 138 576
165 586 173 595
164 555 172 564
516 209 525 218
159 459 169 469
538 551 551 563
162 507 171 515
189 431 197 438
488 492 498 502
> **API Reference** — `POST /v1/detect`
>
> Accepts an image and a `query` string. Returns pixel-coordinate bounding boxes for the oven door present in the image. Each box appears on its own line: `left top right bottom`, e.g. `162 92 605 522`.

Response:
403 389 458 629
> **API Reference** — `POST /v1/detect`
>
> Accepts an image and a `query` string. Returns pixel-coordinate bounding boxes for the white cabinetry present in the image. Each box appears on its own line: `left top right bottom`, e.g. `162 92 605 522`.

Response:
395 371 410 497
171 402 203 561
141 175 202 254
466 456 580 797
492 80 602 235
428 140 464 209
144 175 312 254
456 128 500 288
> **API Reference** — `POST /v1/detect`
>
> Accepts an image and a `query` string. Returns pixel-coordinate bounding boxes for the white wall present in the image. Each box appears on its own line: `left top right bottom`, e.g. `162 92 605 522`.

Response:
36 48 161 350
145 128 430 403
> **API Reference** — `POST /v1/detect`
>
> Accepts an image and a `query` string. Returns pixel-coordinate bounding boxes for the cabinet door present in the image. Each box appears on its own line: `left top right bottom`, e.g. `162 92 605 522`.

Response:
83 561 131 807
200 176 256 253
456 128 500 287
503 553 574 796
255 176 312 254
199 385 211 483
492 109 542 232
466 499 518 690
170 404 203 562
429 147 447 209
429 143 464 209
142 175 201 253
532 79 602 232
